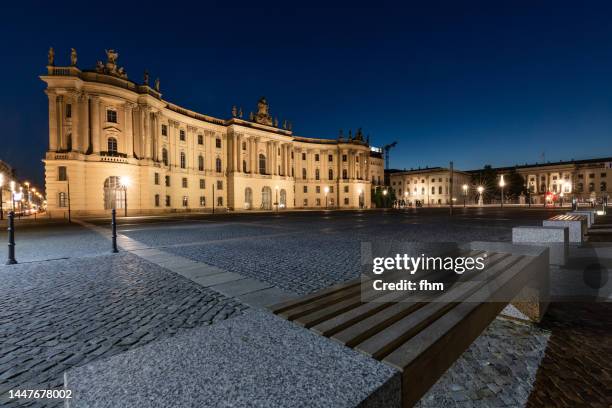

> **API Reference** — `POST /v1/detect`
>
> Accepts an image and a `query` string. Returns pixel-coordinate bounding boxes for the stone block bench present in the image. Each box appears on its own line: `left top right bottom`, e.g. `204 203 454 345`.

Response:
569 210 596 228
64 309 401 408
270 242 548 407
543 214 587 244
512 226 568 266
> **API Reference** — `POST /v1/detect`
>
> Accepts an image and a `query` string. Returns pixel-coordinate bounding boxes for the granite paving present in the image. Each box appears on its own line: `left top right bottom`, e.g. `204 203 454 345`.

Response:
0 253 246 407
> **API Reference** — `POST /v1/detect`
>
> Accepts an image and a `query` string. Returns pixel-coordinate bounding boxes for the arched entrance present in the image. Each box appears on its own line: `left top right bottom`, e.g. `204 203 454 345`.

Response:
261 186 272 210
359 190 365 208
104 176 125 210
244 187 253 209
280 189 287 209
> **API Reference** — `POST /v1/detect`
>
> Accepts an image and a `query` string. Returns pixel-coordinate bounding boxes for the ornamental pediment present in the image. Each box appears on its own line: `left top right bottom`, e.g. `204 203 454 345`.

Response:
103 126 122 134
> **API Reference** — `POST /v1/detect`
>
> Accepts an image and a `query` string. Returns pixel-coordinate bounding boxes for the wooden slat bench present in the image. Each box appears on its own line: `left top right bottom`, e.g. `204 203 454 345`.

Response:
269 242 548 407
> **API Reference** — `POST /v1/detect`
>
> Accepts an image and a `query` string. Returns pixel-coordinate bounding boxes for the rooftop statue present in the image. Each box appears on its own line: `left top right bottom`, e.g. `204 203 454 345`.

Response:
254 97 273 126
238 107 243 118
48 47 55 66
143 70 149 85
96 61 104 72
232 105 237 117
155 77 160 92
105 49 119 64
70 48 77 66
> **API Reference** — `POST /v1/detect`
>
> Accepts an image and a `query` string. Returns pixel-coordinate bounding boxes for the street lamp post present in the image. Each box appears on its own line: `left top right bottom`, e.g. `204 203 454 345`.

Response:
0 174 4 220
462 184 468 207
324 186 329 208
275 186 279 212
477 185 484 206
120 177 130 217
499 175 506 208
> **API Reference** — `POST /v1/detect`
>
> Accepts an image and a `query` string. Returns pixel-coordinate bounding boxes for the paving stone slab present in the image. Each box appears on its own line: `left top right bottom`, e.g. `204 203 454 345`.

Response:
210 277 274 297
238 286 298 308
189 271 246 287
65 310 400 408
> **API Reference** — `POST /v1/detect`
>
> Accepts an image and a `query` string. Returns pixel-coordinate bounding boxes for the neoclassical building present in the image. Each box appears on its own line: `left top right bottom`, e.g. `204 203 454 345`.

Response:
41 49 384 216
388 167 472 206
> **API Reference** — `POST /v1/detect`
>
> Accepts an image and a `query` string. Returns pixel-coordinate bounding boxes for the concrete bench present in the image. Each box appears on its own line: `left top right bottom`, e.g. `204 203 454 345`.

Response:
270 242 548 407
512 226 568 266
569 210 595 228
543 214 587 243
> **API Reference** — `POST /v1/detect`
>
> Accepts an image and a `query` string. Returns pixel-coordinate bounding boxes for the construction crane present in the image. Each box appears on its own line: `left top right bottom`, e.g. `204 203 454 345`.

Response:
383 141 397 170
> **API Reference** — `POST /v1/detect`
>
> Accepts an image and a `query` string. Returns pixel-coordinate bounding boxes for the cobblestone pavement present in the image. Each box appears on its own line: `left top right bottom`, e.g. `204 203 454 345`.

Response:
526 302 612 407
418 318 551 408
0 253 247 407
122 209 551 295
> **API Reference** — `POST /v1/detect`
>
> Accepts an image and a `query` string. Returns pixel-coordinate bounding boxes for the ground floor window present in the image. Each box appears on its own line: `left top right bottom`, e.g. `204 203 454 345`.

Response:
316 198 321 206
200 196 206 207
154 194 160 207
261 186 272 210
165 196 171 207
344 197 349 205
245 187 253 209
182 196 189 207
103 176 125 210
217 197 223 206
58 192 68 207
280 189 287 208
303 198 308 206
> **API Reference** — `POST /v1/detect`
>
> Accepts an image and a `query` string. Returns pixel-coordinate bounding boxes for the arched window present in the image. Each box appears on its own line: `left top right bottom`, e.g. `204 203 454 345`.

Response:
180 152 186 169
259 154 266 174
342 169 348 179
261 186 272 210
280 189 287 208
243 160 247 173
103 176 125 210
302 168 307 180
329 169 334 180
162 148 169 166
315 169 320 180
108 137 118 153
215 158 222 173
198 155 204 171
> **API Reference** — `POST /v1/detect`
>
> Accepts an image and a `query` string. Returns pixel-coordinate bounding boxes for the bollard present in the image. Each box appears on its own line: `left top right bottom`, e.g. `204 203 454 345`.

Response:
6 211 17 265
111 209 118 253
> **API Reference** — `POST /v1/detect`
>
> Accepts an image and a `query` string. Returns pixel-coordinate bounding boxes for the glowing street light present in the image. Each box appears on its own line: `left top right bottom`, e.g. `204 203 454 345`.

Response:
477 185 484 207
462 184 468 207
499 175 506 208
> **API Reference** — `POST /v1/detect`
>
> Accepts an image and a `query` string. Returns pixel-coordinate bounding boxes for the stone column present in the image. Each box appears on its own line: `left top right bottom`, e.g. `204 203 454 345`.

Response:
46 91 58 151
144 109 151 159
124 103 134 158
57 95 65 150
79 94 89 153
253 138 259 174
70 94 80 152
91 96 101 154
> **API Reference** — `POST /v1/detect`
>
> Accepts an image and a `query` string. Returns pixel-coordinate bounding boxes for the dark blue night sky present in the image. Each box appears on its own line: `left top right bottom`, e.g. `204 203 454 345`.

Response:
2 1 612 188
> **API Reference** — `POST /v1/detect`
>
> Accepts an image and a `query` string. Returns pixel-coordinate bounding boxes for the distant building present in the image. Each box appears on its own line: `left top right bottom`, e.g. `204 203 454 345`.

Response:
41 49 385 216
387 167 471 206
467 158 612 204
0 160 16 215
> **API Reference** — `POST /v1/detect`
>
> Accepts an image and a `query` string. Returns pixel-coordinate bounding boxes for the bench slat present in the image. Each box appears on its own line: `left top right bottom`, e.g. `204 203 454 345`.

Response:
353 254 523 359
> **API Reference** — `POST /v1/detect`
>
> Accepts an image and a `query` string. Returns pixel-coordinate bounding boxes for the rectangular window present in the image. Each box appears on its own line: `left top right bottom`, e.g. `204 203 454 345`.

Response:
165 195 171 207
328 155 333 162
200 196 206 206
58 192 68 207
165 175 171 187
316 198 321 206
342 154 347 162
303 186 308 193
106 109 117 123
217 180 223 190
344 186 349 193
589 173 595 178
316 186 320 193
602 173 607 178
180 129 186 141
161 124 168 136
182 178 188 188
154 194 160 207
200 179 205 189
216 138 222 148
329 186 334 193
315 154 319 161
65 104 71 118
344 197 349 205
198 135 203 145
154 173 160 185
217 197 223 206
302 153 306 160
58 166 67 181
303 198 308 206
182 196 188 207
